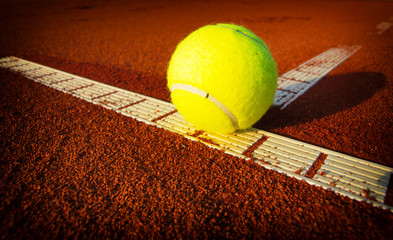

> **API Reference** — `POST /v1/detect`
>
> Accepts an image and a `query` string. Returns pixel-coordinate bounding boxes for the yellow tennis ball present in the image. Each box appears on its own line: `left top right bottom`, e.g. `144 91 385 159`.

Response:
167 23 277 133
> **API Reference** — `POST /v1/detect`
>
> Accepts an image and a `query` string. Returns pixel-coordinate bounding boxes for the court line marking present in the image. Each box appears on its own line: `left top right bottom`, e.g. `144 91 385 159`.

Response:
1 56 392 212
368 17 393 35
273 45 361 109
377 18 393 34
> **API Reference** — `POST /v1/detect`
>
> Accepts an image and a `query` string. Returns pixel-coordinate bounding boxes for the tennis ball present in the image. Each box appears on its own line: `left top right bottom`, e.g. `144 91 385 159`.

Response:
167 23 277 133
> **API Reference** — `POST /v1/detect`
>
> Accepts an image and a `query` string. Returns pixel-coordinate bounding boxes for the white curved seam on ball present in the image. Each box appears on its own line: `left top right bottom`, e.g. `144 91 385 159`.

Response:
216 24 264 48
171 83 239 130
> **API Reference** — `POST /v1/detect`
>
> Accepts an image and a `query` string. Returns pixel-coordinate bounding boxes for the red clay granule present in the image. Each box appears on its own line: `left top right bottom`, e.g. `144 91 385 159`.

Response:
188 130 205 138
295 168 304 175
319 171 327 176
258 158 271 165
362 189 377 202
197 136 220 147
242 135 269 158
151 110 178 123
118 99 147 110
305 153 328 178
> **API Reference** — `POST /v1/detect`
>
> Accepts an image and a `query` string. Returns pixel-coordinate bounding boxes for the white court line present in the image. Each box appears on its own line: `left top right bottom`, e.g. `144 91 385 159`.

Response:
273 45 361 109
377 21 393 34
1 56 392 212
369 17 393 35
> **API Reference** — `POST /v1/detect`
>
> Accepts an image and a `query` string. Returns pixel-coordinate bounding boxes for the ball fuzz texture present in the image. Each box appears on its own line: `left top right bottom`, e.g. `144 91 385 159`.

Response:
167 23 277 133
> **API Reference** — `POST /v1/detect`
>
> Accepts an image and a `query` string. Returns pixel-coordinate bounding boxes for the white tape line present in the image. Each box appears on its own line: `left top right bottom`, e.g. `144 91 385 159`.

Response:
377 21 393 34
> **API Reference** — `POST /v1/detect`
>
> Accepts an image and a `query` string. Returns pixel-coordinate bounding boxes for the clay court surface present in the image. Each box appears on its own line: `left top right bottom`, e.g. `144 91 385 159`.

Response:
1 0 393 239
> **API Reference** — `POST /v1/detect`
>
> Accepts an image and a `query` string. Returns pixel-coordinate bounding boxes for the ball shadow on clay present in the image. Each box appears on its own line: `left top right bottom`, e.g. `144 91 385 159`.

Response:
255 72 386 130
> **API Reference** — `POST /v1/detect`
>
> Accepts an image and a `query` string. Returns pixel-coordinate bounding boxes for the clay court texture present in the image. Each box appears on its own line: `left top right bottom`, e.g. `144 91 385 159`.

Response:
1 0 393 239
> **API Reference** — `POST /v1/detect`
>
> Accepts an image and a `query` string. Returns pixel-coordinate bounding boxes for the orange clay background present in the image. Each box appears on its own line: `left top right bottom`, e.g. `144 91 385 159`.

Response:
1 0 393 239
